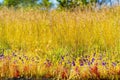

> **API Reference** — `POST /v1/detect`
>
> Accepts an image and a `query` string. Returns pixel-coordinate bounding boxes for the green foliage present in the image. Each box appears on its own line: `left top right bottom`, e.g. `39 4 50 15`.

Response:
82 0 97 5
0 40 11 50
57 0 80 9
57 0 97 9
40 0 52 8
4 0 21 7
4 0 38 7
3 0 97 9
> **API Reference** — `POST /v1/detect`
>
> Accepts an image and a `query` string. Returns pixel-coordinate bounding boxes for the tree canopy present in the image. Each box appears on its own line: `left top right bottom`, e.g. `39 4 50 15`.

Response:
3 0 115 9
57 0 97 9
4 0 38 7
40 0 52 8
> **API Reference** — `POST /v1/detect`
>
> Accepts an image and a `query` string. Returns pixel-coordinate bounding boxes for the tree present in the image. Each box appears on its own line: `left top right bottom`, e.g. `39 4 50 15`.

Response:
4 0 21 7
4 0 38 7
20 0 38 7
39 0 52 8
57 0 80 9
57 0 97 9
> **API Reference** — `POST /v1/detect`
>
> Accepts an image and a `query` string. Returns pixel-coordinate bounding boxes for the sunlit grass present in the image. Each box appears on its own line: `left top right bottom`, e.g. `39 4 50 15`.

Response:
0 7 120 79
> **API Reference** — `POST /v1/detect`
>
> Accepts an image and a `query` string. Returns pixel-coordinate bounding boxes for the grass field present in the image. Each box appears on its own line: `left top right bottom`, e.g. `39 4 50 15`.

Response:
0 7 120 79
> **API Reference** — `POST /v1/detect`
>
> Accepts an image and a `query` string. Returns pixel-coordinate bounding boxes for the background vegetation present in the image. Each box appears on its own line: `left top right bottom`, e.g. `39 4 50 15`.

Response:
0 0 97 9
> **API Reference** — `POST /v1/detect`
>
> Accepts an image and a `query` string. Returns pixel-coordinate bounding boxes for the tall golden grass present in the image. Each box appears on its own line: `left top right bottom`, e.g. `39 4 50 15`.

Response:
0 7 120 57
0 7 120 79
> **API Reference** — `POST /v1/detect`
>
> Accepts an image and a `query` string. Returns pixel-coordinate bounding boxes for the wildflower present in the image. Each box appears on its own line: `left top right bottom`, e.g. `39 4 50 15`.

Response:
88 61 91 66
92 58 95 63
45 59 52 67
72 61 75 66
45 73 52 78
90 63 100 78
13 65 20 78
117 70 120 75
61 56 64 60
102 62 106 66
79 59 84 66
61 67 68 79
75 66 80 75
0 53 4 59
14 69 20 78
80 62 84 66
23 66 29 74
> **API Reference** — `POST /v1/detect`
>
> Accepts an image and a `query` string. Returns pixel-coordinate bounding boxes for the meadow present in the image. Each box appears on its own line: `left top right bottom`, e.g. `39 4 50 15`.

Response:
0 7 120 79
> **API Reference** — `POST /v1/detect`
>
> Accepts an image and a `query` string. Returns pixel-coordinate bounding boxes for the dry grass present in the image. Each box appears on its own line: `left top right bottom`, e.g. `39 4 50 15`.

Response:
0 7 120 79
